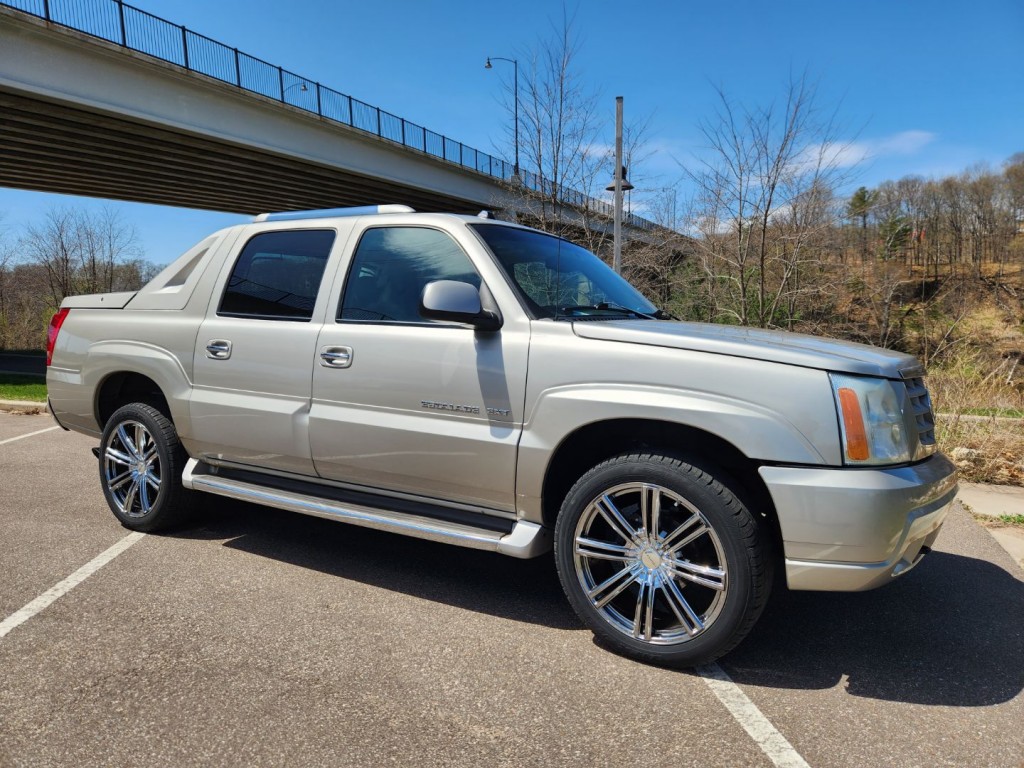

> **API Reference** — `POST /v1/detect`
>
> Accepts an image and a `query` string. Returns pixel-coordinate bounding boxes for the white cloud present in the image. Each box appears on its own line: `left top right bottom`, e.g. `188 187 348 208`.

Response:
808 130 938 170
875 130 936 155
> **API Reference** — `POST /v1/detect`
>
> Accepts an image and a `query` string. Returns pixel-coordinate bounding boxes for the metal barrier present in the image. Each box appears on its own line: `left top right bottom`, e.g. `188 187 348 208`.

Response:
1 0 658 231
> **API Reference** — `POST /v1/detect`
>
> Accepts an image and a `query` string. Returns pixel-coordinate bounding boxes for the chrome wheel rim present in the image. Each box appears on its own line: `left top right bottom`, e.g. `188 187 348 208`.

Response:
573 482 728 645
103 420 161 518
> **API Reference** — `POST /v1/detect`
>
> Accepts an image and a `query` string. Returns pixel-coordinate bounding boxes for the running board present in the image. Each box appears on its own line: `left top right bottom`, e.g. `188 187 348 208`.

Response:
181 459 550 558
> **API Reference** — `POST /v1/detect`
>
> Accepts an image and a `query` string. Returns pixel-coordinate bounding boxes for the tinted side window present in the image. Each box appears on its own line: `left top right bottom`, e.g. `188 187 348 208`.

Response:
219 230 335 321
339 227 481 323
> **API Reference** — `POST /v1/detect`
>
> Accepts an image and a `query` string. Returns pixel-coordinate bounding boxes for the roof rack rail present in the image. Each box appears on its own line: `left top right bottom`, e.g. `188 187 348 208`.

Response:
253 205 415 223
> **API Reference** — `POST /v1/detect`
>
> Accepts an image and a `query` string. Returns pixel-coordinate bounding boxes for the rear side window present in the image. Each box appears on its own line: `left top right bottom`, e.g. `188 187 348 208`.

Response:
339 227 480 323
219 230 335 321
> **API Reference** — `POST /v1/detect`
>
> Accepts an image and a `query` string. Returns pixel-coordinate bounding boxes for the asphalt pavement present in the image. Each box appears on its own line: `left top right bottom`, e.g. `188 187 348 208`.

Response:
1 412 1022 767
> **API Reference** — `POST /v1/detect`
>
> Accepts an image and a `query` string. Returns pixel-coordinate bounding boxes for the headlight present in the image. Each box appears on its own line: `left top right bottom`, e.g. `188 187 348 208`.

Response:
829 374 911 465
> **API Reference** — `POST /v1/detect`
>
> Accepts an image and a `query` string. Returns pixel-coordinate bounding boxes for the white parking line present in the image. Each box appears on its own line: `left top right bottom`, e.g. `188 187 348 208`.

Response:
0 532 145 640
0 426 59 446
698 662 811 768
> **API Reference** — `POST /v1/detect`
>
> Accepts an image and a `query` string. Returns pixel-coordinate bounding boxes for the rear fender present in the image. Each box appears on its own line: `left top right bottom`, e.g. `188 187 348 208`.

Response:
49 341 193 437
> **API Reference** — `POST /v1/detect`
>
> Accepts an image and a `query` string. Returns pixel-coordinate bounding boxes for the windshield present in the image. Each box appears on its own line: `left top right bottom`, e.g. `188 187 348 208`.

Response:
469 224 658 319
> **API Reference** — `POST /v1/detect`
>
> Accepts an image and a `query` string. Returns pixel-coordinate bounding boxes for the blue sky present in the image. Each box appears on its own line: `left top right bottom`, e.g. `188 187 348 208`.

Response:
2 0 1021 265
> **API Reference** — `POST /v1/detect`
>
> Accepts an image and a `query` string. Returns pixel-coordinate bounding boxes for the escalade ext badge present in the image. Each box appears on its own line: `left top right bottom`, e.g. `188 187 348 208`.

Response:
420 400 480 414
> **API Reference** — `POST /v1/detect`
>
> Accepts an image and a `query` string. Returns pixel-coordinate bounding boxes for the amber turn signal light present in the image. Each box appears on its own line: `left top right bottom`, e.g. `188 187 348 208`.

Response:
837 387 870 461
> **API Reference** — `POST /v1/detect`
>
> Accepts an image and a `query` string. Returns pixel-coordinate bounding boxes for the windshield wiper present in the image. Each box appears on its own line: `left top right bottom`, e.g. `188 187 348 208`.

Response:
559 303 658 320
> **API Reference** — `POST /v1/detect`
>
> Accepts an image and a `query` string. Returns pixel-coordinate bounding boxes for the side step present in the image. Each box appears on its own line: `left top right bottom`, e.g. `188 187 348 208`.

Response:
181 459 551 558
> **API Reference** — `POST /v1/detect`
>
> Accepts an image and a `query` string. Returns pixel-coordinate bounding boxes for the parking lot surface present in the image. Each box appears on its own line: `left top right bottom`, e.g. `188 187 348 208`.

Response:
1 411 1022 767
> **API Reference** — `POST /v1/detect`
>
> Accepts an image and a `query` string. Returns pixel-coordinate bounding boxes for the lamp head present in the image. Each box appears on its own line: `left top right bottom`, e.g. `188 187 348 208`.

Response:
484 58 492 69
606 165 635 192
598 180 630 192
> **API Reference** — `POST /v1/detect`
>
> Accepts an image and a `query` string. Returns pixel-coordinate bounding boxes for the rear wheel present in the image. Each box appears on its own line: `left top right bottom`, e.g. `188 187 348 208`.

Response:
98 403 194 532
554 453 770 667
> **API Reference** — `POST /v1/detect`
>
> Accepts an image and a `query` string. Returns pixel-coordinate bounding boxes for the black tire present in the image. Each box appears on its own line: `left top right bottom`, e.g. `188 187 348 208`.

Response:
98 402 196 532
554 453 770 667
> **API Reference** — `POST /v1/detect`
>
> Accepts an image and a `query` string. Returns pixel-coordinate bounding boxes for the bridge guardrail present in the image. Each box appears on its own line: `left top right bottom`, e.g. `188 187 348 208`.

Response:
2 0 659 231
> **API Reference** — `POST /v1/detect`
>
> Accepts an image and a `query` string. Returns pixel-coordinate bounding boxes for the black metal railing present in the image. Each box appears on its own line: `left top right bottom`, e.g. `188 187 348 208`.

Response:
2 0 658 231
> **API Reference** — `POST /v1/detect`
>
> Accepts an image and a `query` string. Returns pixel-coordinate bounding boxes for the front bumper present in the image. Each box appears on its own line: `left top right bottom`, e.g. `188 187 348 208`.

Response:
759 453 958 591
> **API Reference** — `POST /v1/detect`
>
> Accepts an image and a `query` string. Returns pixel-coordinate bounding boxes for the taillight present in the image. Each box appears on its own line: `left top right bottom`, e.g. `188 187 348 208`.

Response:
46 308 70 366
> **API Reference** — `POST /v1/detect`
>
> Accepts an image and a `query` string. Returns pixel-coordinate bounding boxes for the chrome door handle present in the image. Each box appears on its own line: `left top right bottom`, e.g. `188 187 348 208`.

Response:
319 346 353 368
205 339 232 360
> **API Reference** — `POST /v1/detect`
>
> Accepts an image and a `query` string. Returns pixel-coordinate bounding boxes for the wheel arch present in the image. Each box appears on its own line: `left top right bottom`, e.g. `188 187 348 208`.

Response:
95 371 171 428
539 418 782 556
85 341 194 435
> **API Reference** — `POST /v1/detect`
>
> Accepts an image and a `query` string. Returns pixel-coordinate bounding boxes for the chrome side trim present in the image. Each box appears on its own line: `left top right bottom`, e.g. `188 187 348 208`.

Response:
182 459 550 558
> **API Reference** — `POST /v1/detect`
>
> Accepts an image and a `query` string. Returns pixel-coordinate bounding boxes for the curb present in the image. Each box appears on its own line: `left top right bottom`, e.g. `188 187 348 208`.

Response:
0 398 48 413
958 482 1024 518
957 483 1024 569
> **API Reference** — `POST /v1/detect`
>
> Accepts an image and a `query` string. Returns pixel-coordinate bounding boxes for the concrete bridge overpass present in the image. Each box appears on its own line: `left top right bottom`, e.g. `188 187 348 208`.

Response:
0 2 661 234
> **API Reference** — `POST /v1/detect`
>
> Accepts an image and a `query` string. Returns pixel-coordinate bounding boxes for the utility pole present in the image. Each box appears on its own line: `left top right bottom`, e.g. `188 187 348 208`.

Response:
613 96 624 274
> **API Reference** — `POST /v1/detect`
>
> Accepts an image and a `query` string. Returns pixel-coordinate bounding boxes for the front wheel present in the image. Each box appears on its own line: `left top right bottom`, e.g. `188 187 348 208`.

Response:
98 403 194 532
554 453 770 667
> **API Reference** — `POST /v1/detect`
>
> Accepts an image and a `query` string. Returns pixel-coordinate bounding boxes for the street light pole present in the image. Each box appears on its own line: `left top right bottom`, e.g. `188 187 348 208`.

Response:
485 56 519 178
613 96 624 274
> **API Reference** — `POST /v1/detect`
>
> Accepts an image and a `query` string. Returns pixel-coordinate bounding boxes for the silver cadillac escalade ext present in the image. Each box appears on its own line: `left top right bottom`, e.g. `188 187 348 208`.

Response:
46 205 958 666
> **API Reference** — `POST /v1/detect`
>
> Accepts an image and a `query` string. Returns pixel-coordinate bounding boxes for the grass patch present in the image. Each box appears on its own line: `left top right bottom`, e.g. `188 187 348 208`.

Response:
930 347 1024 486
996 514 1024 527
971 511 1024 529
0 373 47 402
938 414 1024 486
960 407 1024 419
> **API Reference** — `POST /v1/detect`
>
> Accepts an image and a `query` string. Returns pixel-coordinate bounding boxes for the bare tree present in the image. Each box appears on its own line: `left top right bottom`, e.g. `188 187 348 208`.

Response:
2 206 150 349
23 208 79 307
0 216 12 348
684 74 852 328
510 7 602 231
21 206 142 306
79 207 143 293
492 7 654 261
1005 153 1024 228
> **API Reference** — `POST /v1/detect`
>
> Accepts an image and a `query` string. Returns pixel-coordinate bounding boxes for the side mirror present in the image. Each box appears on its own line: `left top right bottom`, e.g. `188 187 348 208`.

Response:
420 280 502 331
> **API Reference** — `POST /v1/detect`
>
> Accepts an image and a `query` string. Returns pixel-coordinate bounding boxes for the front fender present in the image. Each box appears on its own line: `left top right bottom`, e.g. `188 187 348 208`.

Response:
514 383 835 523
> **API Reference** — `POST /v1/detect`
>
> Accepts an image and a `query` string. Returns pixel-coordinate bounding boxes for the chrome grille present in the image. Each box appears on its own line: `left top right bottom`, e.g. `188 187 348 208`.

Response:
905 376 936 446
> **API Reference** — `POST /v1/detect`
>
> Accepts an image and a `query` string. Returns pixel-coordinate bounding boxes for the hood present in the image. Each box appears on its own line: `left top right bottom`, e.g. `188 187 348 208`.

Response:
572 320 922 379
